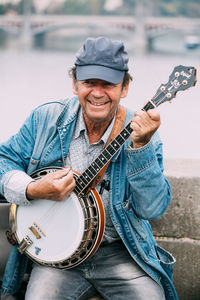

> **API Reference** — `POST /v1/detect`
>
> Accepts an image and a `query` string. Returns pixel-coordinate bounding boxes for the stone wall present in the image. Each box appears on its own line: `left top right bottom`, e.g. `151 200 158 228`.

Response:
150 159 200 300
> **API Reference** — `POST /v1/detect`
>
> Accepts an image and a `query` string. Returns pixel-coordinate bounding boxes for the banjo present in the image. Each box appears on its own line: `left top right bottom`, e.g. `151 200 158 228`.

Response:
8 65 196 269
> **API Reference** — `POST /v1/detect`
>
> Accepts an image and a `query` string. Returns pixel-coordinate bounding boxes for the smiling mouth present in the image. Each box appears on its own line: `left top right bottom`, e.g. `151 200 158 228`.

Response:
87 99 110 106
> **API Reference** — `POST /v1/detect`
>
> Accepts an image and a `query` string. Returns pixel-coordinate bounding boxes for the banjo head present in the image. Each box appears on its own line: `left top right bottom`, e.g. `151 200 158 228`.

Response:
16 192 85 262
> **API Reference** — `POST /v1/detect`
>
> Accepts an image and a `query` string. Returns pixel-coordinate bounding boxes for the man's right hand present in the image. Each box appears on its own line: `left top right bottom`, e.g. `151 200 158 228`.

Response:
26 168 76 201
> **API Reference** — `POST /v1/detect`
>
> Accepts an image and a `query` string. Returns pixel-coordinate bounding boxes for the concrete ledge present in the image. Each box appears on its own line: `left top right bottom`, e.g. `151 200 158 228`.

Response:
151 176 200 239
155 238 200 300
151 158 200 300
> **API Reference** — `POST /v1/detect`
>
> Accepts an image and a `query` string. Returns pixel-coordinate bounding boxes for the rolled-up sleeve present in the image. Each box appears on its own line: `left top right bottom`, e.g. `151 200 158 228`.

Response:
2 170 34 205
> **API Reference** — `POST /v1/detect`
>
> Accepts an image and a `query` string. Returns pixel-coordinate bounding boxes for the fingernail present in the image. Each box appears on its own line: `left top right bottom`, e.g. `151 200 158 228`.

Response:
63 168 70 174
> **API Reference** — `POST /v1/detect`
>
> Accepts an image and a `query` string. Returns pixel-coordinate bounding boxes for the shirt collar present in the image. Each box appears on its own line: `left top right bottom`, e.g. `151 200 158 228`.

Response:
73 107 86 140
74 108 116 145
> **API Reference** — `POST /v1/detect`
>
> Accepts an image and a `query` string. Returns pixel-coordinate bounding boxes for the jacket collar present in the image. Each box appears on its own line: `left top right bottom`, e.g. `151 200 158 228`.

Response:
56 96 80 128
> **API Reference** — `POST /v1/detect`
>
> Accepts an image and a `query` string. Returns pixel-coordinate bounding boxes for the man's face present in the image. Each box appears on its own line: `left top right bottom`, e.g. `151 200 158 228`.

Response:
73 79 129 125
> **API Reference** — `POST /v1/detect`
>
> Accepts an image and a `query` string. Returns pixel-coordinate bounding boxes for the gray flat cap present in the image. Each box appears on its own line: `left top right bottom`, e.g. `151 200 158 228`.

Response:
75 36 129 84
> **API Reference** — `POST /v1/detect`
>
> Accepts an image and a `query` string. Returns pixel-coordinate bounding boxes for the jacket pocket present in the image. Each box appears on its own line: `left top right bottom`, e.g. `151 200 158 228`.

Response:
124 207 147 242
121 205 153 262
156 245 175 280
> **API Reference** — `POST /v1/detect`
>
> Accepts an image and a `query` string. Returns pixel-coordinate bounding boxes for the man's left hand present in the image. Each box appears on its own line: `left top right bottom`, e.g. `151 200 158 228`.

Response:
130 109 161 149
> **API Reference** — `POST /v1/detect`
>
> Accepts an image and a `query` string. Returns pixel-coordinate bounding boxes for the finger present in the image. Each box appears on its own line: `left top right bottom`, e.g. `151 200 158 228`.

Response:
53 168 71 180
131 113 150 129
135 109 160 128
130 120 141 132
147 109 160 121
65 180 76 195
135 109 154 121
130 130 139 140
57 170 76 191
58 169 74 182
134 110 146 118
58 178 76 200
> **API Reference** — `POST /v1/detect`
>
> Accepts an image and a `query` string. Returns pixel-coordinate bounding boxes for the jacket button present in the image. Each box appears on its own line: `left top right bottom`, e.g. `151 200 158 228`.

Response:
31 160 37 165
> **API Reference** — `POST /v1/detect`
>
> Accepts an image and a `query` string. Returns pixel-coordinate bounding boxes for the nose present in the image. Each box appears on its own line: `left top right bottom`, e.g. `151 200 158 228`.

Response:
91 84 105 98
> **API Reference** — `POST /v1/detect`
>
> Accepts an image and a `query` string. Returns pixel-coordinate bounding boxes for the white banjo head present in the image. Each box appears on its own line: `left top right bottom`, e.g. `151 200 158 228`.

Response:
16 192 85 263
10 167 105 269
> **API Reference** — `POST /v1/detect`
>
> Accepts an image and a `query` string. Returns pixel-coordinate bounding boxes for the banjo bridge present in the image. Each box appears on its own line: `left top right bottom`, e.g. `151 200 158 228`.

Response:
31 221 47 238
29 226 41 239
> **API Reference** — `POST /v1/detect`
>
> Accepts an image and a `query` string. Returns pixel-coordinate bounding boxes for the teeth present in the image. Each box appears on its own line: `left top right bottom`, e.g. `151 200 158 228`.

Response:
90 101 106 106
93 103 104 106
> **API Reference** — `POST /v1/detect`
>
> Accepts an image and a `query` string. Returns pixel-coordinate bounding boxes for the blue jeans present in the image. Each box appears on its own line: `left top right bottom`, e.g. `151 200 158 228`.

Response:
25 241 165 300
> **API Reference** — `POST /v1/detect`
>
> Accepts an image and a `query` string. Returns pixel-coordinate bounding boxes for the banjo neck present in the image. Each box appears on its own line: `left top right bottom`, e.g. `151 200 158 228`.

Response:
74 120 133 195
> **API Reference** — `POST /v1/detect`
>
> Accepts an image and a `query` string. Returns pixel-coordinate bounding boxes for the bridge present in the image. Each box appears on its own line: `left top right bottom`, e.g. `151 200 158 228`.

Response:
0 14 200 51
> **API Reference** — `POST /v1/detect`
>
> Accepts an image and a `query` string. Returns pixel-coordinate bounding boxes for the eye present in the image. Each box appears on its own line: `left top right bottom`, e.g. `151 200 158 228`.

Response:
104 82 115 88
83 80 95 86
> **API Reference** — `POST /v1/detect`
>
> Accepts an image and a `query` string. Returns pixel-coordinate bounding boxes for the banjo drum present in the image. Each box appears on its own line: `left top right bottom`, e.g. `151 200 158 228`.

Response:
10 167 105 269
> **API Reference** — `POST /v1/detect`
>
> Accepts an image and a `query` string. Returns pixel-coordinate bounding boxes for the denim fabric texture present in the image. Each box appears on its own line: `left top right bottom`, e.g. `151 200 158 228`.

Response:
0 96 178 299
25 242 165 300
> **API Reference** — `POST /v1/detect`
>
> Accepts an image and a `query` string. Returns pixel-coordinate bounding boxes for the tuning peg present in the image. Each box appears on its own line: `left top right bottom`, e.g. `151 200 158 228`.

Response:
182 80 188 85
167 93 172 98
160 86 166 91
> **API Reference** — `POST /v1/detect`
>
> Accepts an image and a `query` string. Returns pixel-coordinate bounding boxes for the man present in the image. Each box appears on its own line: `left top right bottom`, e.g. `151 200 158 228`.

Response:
0 37 178 299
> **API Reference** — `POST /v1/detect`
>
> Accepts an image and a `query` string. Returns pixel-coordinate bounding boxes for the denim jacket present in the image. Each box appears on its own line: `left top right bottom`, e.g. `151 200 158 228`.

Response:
0 96 178 299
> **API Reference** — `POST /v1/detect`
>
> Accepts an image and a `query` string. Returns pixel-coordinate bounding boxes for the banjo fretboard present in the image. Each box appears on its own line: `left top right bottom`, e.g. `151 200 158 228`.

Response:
74 122 133 195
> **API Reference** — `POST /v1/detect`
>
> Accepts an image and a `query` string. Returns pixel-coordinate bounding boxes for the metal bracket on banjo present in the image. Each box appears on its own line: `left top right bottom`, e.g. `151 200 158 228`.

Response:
18 235 33 254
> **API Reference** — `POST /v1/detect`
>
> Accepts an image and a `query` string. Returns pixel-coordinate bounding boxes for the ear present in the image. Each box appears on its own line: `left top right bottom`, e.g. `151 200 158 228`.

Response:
120 82 129 99
72 80 78 95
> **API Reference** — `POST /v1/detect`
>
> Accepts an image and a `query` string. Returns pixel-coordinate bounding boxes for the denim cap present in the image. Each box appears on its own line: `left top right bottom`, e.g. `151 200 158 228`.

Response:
75 36 129 84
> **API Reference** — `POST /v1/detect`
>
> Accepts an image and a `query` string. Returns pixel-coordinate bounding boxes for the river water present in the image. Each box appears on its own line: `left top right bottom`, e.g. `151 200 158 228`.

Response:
0 36 200 160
